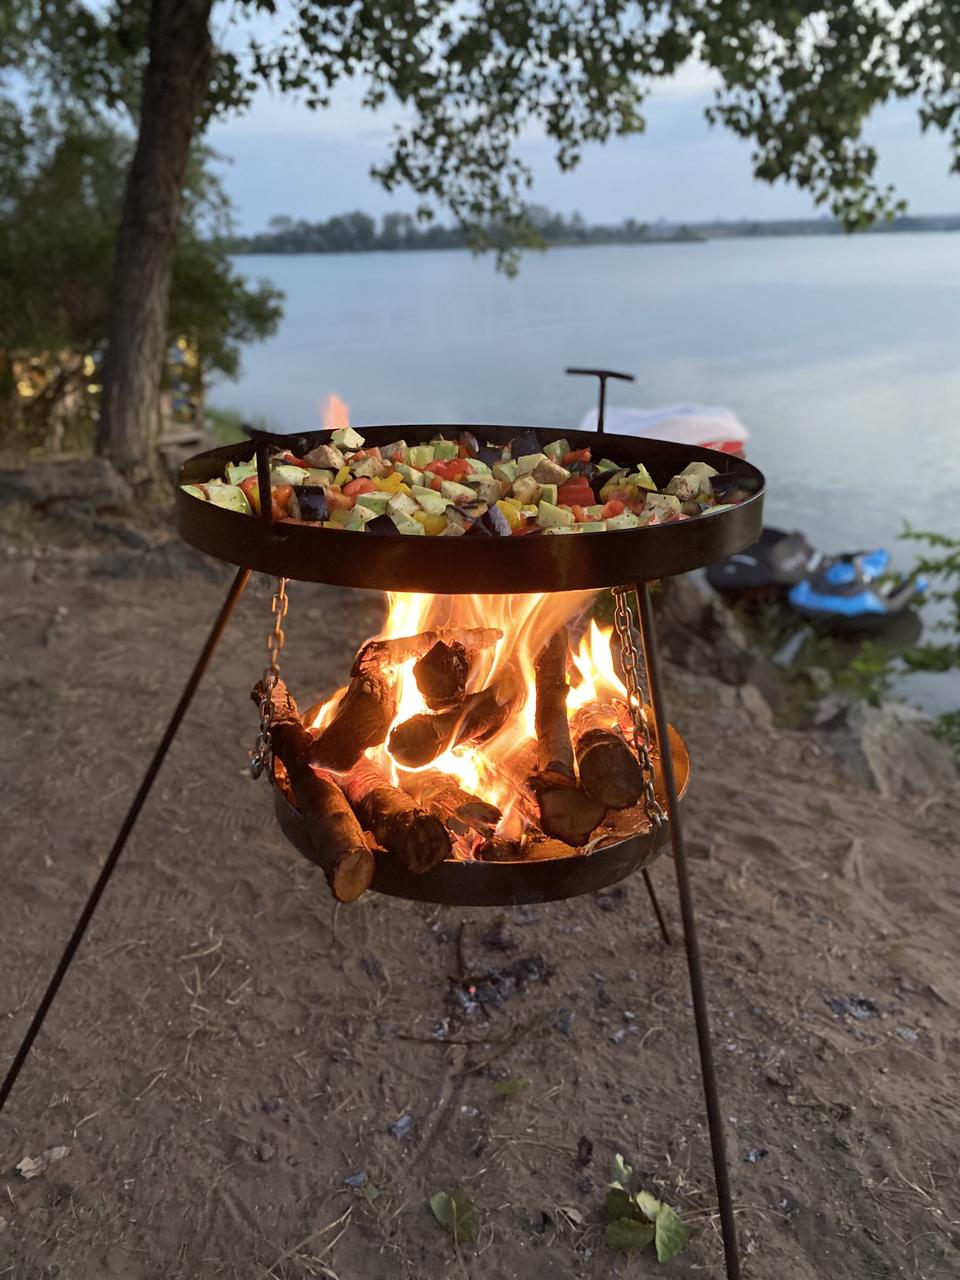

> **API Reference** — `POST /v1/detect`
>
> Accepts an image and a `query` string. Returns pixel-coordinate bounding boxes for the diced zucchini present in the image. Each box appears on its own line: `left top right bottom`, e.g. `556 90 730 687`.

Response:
181 484 207 501
331 426 365 450
543 525 575 535
537 483 558 506
584 503 604 518
431 440 459 461
206 483 251 515
391 513 426 535
271 463 310 486
350 503 379 525
680 461 718 479
579 520 608 533
542 438 570 461
596 457 621 472
516 451 548 475
537 500 575 529
395 463 424 486
356 491 390 515
633 464 657 491
511 474 540 506
439 479 477 503
342 507 367 531
411 485 451 515
299 468 334 487
605 511 644 531
492 460 519 484
475 477 507 505
439 521 466 536
225 460 257 485
465 458 492 476
352 456 386 479
643 493 682 520
408 444 436 469
387 492 419 518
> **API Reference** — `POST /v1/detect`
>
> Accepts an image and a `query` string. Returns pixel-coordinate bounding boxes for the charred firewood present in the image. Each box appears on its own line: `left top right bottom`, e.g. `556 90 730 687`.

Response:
401 770 501 836
388 667 521 769
307 667 396 772
341 759 452 874
521 832 581 861
355 627 501 674
534 627 575 780
251 680 374 902
571 705 645 810
534 783 607 846
474 837 523 862
413 640 470 710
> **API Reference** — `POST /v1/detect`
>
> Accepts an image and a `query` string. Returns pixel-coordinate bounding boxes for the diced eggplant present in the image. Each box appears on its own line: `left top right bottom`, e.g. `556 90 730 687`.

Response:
710 472 759 502
458 430 480 456
508 430 542 459
477 444 503 467
294 486 329 521
452 500 489 520
365 514 398 534
481 504 513 536
304 443 345 470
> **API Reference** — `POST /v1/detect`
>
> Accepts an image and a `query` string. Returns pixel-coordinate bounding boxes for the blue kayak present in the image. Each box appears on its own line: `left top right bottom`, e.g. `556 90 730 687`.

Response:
788 549 926 634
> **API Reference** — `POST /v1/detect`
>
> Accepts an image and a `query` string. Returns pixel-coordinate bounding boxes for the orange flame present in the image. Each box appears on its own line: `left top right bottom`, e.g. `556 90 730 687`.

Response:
311 591 632 852
321 393 350 431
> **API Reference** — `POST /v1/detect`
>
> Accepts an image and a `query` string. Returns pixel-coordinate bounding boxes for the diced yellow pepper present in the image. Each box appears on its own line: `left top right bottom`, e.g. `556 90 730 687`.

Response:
412 510 448 536
334 466 351 487
374 472 405 493
496 499 523 530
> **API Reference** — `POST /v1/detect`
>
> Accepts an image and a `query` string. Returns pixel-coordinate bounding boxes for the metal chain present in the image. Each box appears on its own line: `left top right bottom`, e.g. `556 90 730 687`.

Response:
611 585 665 829
249 577 289 779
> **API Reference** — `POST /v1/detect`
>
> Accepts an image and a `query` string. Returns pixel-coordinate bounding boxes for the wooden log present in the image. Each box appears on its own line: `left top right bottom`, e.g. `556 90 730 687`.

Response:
534 781 607 847
534 627 575 779
571 705 645 810
355 626 501 674
413 640 470 710
521 832 581 861
251 680 374 902
341 759 452 874
307 666 396 771
388 668 521 769
474 837 522 862
401 770 501 836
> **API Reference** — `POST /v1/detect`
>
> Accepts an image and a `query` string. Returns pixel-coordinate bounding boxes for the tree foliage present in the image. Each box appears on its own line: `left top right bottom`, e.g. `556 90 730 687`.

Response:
6 2 960 268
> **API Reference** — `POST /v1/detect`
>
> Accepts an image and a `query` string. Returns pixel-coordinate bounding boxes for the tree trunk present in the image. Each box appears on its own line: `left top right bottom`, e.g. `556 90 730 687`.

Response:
96 0 213 485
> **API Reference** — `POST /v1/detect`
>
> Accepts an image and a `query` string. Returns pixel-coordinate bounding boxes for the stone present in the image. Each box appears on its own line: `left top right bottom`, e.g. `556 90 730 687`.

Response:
738 682 775 729
825 701 958 799
0 457 133 512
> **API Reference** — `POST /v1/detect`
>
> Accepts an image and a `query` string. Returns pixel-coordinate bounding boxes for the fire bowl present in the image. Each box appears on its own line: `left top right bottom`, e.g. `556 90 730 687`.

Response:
272 725 689 907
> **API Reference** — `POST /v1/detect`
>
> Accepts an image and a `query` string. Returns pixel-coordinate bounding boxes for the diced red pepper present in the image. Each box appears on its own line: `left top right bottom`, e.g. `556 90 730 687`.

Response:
431 476 443 491
425 458 470 481
557 480 595 506
350 447 382 461
239 475 261 513
570 504 588 523
600 499 625 519
273 484 294 520
562 447 592 464
343 477 375 496
276 450 309 468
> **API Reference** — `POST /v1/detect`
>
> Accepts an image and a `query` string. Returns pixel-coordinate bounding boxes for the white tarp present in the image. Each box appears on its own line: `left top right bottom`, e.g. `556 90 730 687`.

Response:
578 403 750 448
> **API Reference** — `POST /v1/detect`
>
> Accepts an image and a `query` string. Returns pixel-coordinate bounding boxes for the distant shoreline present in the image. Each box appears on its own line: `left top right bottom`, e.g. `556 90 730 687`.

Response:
225 211 960 256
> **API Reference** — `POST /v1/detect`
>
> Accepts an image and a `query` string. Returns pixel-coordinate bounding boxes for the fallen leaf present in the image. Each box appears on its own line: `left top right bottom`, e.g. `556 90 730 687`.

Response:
604 1217 655 1251
429 1187 476 1245
611 1152 633 1188
16 1146 69 1180
603 1188 638 1222
636 1189 661 1222
654 1202 689 1262
493 1077 531 1097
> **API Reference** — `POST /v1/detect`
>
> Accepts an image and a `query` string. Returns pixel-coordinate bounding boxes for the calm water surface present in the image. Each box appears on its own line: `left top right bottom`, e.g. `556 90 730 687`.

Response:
217 235 960 709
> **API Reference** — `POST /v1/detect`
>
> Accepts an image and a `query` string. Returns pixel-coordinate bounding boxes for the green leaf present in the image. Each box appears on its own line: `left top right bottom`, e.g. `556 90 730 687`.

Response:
429 1187 476 1245
611 1152 633 1187
362 1182 381 1204
604 1217 655 1252
636 1189 661 1222
493 1077 531 1097
603 1187 639 1221
654 1202 689 1262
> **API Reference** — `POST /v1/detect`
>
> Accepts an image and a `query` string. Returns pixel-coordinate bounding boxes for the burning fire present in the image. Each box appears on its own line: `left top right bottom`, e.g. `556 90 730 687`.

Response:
320 393 350 431
310 590 631 853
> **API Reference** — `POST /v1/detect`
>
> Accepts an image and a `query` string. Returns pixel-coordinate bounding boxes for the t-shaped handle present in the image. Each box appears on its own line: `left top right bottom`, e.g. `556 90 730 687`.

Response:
565 367 635 435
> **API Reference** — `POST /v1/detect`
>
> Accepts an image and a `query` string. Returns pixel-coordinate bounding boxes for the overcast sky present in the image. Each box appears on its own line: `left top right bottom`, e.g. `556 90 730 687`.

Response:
208 64 959 233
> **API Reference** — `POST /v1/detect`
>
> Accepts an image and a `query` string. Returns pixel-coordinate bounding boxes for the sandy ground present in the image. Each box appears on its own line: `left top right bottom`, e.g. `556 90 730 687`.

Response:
1 538 958 1280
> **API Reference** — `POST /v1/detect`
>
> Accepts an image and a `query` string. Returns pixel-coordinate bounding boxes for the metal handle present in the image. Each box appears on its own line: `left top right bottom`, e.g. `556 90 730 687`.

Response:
565 367 635 434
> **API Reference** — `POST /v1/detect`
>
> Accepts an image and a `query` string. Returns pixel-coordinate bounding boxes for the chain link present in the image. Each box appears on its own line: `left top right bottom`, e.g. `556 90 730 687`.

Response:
611 585 665 829
249 577 289 779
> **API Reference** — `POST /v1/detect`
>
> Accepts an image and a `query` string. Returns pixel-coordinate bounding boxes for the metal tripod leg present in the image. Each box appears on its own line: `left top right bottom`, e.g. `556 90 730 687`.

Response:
0 566 251 1114
641 868 672 945
636 581 741 1280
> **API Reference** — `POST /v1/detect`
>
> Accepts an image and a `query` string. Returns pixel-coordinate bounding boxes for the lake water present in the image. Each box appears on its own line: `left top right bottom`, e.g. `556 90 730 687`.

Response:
216 235 960 710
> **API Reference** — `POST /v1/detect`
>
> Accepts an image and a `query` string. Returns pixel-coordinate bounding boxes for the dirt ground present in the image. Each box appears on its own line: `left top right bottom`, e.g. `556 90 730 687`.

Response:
1 531 958 1280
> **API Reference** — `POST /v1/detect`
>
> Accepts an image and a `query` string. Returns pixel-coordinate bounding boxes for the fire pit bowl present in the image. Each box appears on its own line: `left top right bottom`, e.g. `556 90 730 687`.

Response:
272 724 689 907
178 423 764 593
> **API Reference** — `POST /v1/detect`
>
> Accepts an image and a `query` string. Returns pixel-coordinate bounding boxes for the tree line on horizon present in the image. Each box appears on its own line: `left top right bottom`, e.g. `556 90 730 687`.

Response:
225 206 960 256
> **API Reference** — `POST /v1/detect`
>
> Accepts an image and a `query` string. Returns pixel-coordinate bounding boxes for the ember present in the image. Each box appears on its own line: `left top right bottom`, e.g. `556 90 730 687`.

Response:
259 588 669 900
